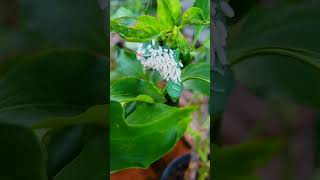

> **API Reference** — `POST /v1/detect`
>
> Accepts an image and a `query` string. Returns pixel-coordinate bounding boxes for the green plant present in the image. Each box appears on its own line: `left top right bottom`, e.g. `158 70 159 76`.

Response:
110 0 210 175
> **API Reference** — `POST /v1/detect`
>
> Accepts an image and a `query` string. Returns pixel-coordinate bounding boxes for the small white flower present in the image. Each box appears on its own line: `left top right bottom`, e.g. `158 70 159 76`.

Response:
136 40 182 83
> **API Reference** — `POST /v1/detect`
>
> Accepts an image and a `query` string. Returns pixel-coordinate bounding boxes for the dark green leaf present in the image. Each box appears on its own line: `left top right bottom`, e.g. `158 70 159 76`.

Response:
0 49 107 127
44 126 86 179
54 131 107 180
18 0 107 53
0 123 46 180
110 101 195 172
32 105 108 129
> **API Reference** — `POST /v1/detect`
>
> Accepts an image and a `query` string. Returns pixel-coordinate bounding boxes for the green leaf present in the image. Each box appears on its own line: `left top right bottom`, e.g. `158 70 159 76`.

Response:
229 3 320 107
110 77 165 103
111 49 144 79
0 123 46 180
32 105 108 129
182 63 210 95
193 0 210 19
44 126 86 179
18 0 106 53
213 138 284 179
112 7 135 19
54 131 107 180
110 101 195 172
182 7 210 26
157 0 181 31
0 49 107 127
166 80 184 99
182 63 210 84
111 15 163 42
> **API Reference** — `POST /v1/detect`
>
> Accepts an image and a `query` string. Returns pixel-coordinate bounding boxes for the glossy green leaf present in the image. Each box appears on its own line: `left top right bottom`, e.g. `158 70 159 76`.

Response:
182 7 210 26
54 131 107 180
0 49 107 127
166 80 184 99
157 0 181 31
110 77 165 103
111 15 163 42
229 3 320 107
0 123 46 180
213 138 284 180
110 101 195 172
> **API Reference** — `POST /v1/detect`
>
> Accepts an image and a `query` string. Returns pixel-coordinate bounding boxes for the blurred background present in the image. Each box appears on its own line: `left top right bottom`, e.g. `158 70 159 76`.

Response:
213 0 320 180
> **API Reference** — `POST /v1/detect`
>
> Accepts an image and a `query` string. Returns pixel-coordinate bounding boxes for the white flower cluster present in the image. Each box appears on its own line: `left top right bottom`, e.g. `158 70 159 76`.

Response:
136 40 183 83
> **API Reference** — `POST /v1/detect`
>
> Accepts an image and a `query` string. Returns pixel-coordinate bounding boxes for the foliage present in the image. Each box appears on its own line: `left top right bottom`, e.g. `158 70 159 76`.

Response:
0 0 107 179
110 0 210 174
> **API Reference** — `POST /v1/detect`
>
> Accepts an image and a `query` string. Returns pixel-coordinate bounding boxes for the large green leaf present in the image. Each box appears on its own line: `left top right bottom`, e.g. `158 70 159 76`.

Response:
111 15 163 42
0 49 107 127
110 101 195 172
110 77 165 103
54 130 107 180
229 2 320 107
32 105 108 129
182 63 210 95
0 123 46 180
18 0 106 53
0 0 106 59
157 0 181 31
213 138 284 180
43 126 86 179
